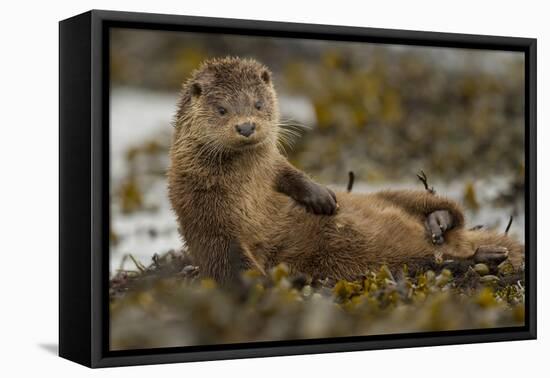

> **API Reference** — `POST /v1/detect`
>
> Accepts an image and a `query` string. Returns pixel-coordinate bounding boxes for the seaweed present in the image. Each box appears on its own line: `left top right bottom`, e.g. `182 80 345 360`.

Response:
110 249 525 350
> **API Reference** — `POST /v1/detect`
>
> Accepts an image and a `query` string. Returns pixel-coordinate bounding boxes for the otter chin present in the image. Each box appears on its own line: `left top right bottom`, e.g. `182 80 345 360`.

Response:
168 56 524 285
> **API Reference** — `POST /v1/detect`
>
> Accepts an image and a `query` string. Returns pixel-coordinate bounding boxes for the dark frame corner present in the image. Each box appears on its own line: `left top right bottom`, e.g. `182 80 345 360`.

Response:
59 9 537 368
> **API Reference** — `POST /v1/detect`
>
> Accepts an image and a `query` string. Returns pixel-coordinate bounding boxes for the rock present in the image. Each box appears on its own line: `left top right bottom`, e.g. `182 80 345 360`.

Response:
474 263 490 276
480 275 500 284
435 269 452 287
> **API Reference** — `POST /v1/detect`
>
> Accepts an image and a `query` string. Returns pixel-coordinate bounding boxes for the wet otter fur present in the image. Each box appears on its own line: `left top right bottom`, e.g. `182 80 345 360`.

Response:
168 57 524 284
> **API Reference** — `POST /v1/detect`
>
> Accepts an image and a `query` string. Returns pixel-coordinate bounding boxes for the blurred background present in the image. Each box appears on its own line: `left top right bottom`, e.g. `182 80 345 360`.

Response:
109 27 525 272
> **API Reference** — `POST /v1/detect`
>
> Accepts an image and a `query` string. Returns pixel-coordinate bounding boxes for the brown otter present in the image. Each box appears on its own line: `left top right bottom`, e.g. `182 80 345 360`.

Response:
168 57 524 285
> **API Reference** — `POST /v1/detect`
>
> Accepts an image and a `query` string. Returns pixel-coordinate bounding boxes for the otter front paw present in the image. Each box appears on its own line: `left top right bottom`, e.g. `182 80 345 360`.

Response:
297 183 338 215
425 210 454 245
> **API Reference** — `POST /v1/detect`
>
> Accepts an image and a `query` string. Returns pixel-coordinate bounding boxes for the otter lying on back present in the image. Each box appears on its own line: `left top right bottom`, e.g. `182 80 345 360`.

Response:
168 57 524 285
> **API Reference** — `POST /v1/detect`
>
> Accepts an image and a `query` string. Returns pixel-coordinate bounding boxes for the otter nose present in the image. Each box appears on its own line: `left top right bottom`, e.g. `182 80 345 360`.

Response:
235 122 256 137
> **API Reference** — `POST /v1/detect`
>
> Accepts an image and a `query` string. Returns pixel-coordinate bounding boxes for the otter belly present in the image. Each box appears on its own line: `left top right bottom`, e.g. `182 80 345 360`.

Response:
269 192 438 280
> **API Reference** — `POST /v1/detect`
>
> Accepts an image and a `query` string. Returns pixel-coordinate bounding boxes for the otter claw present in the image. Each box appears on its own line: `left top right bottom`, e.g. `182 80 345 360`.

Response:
432 233 444 245
426 210 454 245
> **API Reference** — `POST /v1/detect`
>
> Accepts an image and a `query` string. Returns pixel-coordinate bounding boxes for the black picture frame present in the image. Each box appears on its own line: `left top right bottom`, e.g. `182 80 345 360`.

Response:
59 9 537 368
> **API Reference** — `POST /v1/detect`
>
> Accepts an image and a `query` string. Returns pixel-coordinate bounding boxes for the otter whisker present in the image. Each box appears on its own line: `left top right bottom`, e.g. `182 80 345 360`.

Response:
279 125 309 135
277 136 299 152
278 123 308 134
276 138 290 156
194 139 228 167
279 118 312 130
278 128 302 138
277 127 302 140
278 130 298 141
277 132 297 151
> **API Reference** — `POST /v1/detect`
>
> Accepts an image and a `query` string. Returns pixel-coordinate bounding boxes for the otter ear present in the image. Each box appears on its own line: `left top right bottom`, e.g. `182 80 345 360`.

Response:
190 82 202 97
260 69 271 85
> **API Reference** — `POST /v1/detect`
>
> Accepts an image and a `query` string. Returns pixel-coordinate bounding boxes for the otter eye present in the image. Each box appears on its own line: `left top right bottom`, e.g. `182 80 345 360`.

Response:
254 100 263 111
217 106 227 116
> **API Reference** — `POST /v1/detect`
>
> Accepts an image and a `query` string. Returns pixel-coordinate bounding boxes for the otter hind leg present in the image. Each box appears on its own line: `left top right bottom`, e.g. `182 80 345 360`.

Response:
442 229 524 270
473 245 510 265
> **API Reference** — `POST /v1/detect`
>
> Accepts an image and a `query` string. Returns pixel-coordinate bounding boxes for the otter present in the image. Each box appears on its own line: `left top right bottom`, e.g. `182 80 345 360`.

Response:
168 57 524 285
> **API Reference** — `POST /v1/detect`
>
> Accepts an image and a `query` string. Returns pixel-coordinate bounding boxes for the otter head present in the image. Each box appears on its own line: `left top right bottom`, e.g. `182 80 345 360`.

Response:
174 57 279 156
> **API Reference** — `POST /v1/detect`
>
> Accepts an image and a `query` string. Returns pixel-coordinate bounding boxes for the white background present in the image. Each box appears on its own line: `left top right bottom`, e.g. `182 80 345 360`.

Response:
0 0 547 376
